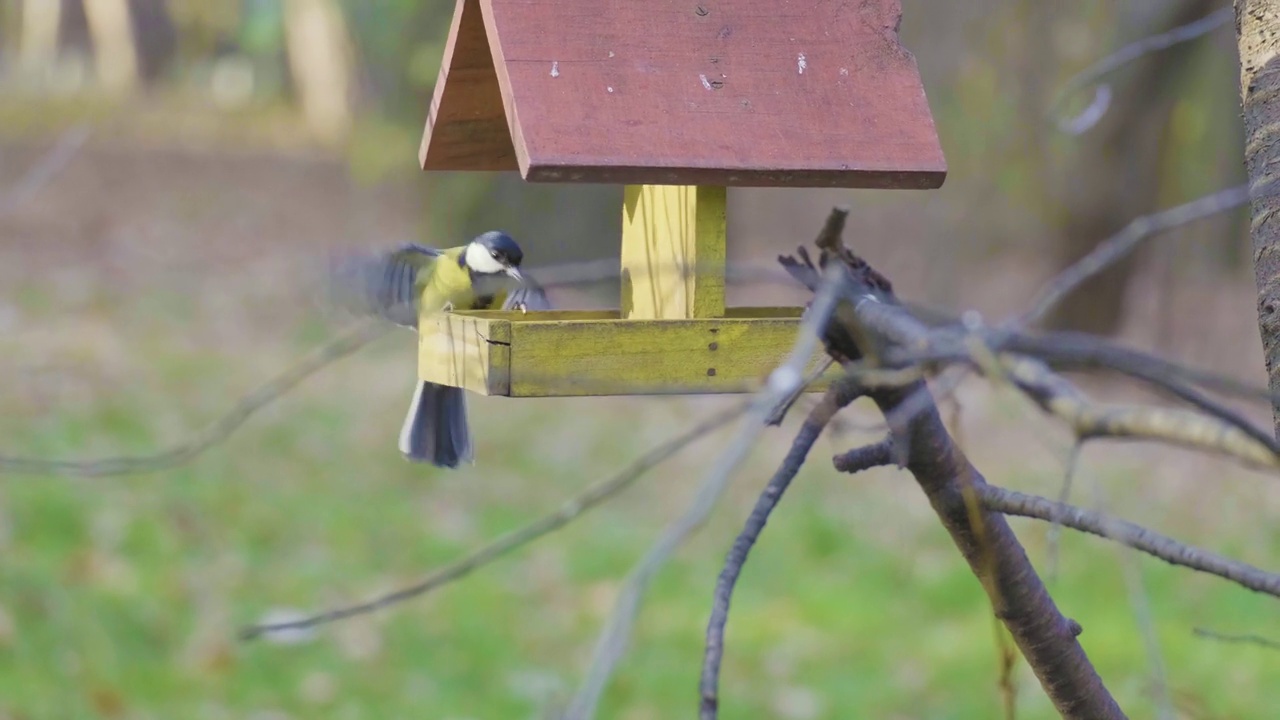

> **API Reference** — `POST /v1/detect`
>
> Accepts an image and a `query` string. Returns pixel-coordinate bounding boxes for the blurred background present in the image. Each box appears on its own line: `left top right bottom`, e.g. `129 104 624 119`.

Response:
0 1 1277 718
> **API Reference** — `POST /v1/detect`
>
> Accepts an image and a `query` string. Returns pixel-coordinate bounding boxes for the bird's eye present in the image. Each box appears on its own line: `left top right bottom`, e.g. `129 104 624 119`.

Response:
491 250 500 259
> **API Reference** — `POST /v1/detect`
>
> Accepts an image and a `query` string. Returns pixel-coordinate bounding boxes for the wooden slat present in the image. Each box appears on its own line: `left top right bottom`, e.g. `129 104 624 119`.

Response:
419 0 517 171
419 307 838 397
507 314 836 396
620 185 727 320
417 310 511 395
422 0 945 188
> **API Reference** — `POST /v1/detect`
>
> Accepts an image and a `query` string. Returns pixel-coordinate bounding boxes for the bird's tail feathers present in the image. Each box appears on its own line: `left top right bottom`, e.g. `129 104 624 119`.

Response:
399 381 474 468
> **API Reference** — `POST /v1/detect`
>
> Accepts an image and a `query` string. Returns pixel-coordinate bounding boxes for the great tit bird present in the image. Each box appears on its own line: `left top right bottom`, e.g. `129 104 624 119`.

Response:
333 230 550 467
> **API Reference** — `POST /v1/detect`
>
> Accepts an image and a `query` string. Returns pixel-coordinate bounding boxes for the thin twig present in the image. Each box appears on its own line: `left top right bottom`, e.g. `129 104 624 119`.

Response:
894 324 1280 413
1192 627 1280 651
562 263 849 720
1049 7 1232 134
993 614 1018 720
832 437 895 473
889 325 1280 468
241 401 750 641
1089 478 1173 720
1021 185 1251 326
0 125 92 217
561 405 774 719
0 321 390 477
699 384 871 720
1046 441 1083 582
981 485 1280 598
765 357 834 426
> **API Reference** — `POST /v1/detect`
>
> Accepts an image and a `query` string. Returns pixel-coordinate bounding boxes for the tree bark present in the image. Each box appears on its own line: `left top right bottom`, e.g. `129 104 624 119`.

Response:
780 221 1127 718
868 384 1127 719
1238 1 1280 438
1046 0 1216 335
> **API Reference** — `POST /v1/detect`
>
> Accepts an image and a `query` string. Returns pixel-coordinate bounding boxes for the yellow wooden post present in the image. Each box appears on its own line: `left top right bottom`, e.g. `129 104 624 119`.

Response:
620 185 727 320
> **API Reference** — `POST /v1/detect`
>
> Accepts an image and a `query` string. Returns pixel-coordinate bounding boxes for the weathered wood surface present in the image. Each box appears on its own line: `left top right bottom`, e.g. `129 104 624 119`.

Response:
420 0 519 171
418 308 839 396
418 311 512 395
620 185 727 320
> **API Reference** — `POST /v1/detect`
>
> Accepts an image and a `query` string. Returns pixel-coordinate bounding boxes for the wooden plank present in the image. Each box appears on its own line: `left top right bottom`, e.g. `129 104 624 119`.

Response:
446 307 802 321
450 309 620 321
419 0 518 171
620 185 726 320
421 0 945 188
420 307 837 397
417 310 511 395
505 314 837 397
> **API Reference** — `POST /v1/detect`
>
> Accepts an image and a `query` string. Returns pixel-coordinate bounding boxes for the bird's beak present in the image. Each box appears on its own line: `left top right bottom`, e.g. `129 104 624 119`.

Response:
505 267 524 283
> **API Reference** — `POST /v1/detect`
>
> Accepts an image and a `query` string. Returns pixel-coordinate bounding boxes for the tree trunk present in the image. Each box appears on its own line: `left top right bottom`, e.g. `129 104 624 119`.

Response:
18 0 62 73
1046 0 1215 335
283 0 354 144
1237 0 1280 437
82 0 139 93
129 0 175 83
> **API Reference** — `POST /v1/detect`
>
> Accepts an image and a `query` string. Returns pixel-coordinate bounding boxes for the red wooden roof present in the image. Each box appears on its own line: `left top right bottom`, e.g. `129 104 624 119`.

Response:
419 0 946 189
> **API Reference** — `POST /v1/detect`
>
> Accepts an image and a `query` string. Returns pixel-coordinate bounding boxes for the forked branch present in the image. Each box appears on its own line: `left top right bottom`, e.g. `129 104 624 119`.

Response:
780 209 1129 720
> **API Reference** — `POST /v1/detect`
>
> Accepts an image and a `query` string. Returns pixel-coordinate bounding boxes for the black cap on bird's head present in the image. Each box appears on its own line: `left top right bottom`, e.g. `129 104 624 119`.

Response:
464 231 525 280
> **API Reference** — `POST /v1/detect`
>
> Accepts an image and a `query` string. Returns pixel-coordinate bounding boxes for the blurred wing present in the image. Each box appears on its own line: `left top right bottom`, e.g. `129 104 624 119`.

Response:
329 243 441 328
501 271 553 312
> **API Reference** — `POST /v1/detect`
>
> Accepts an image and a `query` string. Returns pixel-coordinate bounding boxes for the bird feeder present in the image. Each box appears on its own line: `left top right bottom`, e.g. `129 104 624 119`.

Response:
416 0 945 397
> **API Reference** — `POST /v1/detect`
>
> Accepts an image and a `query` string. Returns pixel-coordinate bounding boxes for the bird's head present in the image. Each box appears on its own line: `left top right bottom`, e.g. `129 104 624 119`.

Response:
463 231 525 282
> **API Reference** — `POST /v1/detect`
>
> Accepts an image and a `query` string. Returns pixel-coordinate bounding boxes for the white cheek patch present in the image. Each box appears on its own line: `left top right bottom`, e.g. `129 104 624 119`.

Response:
464 242 507 274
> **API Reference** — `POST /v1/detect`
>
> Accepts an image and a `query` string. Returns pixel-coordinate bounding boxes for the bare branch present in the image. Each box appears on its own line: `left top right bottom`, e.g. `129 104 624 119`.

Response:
1088 479 1174 720
1021 185 1251 327
1192 627 1280 650
1046 441 1083 582
0 125 92 217
241 401 749 641
998 332 1280 451
699 384 871 720
783 229 1128 719
813 205 851 254
562 262 850 720
981 485 1280 598
0 320 390 477
1002 355 1280 471
887 325 1280 467
1049 7 1233 134
765 357 834 426
832 437 896 473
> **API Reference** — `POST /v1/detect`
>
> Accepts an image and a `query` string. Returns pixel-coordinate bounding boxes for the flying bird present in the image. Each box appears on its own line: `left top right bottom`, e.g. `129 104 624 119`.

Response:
331 230 550 467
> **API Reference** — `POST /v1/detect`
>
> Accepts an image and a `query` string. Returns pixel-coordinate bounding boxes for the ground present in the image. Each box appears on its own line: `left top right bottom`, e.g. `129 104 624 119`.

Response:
0 134 1277 719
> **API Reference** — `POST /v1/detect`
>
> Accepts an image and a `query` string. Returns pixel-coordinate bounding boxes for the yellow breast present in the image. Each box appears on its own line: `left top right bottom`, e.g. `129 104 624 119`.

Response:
430 250 478 304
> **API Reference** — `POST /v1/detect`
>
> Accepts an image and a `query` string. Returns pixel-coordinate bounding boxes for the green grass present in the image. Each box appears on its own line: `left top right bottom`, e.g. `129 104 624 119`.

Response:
0 279 1277 720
